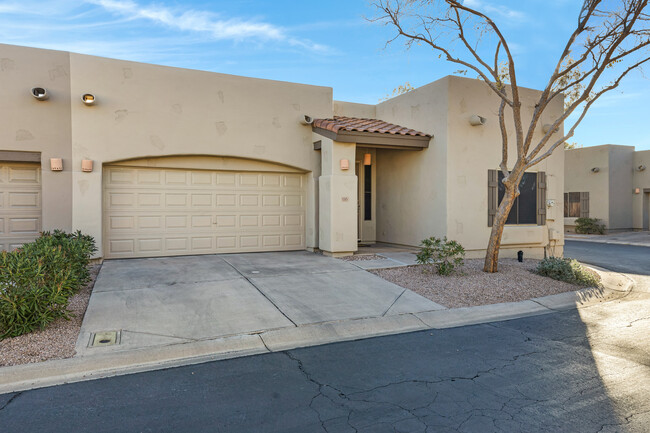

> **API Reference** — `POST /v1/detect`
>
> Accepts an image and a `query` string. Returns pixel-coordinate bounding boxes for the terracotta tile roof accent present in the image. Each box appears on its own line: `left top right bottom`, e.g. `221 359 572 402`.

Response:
312 116 431 137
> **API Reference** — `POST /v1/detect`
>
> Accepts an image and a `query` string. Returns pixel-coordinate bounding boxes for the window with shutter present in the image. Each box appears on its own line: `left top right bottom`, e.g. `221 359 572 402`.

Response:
488 170 546 226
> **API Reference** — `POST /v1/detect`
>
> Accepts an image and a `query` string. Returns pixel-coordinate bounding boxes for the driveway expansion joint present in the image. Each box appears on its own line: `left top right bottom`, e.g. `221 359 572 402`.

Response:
220 256 298 327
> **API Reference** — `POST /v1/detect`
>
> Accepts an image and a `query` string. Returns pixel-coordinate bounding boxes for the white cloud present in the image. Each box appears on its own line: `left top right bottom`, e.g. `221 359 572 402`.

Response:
89 0 329 52
463 0 527 20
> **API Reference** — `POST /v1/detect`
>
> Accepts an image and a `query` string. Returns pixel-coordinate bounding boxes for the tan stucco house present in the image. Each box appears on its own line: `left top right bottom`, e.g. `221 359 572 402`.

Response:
565 144 650 232
0 43 565 260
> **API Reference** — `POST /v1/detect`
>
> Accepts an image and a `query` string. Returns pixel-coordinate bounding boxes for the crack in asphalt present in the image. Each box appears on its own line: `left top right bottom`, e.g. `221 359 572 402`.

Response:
0 392 21 412
283 343 557 432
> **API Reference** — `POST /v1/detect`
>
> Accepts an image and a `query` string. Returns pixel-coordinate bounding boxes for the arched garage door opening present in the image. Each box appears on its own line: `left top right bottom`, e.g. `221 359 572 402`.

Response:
103 156 307 258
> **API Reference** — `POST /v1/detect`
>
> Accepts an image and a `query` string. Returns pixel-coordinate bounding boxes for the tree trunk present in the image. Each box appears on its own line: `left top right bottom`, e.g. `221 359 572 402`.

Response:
484 185 518 273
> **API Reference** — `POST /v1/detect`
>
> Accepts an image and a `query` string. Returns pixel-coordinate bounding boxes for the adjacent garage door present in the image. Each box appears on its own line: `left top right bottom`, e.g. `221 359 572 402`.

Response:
104 165 306 258
0 162 42 251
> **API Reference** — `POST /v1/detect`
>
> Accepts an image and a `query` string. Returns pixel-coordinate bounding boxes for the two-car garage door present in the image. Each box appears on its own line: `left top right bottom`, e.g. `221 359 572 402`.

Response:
104 165 306 258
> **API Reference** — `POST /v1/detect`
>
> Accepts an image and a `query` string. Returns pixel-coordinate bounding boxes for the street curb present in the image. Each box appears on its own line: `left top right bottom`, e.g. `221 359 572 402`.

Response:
0 264 633 395
565 237 650 248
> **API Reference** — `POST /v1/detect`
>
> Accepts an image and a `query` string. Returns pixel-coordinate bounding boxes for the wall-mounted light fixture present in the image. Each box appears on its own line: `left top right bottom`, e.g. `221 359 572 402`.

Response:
591 167 600 173
31 87 49 101
81 93 96 105
300 115 313 125
340 159 349 170
363 153 372 166
469 114 486 126
50 158 63 171
81 159 93 172
636 164 647 172
634 187 641 194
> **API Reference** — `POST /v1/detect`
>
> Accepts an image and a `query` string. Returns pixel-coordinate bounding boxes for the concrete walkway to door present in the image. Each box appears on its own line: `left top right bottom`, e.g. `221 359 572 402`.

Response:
74 251 445 356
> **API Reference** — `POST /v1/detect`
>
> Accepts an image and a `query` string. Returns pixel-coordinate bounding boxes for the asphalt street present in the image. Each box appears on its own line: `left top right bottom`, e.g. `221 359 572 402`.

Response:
1 242 649 432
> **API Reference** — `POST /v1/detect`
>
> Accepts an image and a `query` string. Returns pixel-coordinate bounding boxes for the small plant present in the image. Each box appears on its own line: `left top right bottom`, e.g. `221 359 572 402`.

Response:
416 236 465 276
574 217 605 235
0 231 96 339
535 257 600 287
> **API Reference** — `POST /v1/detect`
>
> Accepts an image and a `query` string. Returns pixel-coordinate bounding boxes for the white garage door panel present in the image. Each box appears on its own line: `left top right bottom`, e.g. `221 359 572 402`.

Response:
104 166 306 258
0 163 42 251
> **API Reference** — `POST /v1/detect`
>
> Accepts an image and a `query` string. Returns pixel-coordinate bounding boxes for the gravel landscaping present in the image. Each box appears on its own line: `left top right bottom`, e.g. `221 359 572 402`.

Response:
0 264 101 367
371 258 599 308
340 254 387 262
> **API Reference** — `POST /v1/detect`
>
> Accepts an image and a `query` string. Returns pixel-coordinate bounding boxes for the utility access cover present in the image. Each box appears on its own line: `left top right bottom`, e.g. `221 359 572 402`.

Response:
90 331 120 348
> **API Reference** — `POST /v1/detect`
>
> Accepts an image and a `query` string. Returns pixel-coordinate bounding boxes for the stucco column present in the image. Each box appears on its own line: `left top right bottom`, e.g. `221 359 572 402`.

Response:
318 138 357 256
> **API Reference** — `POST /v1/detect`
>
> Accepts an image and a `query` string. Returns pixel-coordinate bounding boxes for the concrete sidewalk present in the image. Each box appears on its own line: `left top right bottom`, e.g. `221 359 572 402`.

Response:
0 257 634 394
565 231 650 247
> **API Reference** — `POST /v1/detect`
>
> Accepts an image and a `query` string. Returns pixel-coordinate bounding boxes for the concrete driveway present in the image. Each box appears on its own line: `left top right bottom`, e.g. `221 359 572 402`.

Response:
76 251 443 356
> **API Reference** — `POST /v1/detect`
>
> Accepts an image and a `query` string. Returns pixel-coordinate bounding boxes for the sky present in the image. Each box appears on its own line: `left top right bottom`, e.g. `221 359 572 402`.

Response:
0 0 648 150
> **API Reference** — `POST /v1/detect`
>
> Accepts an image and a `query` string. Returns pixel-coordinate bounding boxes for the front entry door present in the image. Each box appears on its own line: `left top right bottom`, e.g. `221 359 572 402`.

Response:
355 149 376 244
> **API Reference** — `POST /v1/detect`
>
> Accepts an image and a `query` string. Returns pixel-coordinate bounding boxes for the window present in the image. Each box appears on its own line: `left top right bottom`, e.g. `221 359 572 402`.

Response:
497 172 537 225
564 192 588 217
364 164 372 220
488 170 546 227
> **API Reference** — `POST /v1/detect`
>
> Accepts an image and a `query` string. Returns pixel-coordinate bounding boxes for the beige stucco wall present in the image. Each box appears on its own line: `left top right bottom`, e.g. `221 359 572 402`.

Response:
445 76 564 259
564 145 638 231
374 78 448 247
608 146 634 230
633 150 650 229
65 52 332 255
333 101 376 119
0 44 72 232
318 138 357 255
374 76 564 259
564 145 612 228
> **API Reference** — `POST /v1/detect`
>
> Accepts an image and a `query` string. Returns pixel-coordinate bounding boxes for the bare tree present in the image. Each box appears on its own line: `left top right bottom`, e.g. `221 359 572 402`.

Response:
373 0 650 272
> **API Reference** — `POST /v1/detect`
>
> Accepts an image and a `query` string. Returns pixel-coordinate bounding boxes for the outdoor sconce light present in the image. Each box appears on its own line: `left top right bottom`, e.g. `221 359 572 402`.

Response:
636 165 647 172
591 167 600 173
81 159 93 173
81 93 96 105
469 114 486 126
50 158 63 171
31 87 49 101
340 159 349 170
634 187 641 194
300 115 313 125
363 153 372 166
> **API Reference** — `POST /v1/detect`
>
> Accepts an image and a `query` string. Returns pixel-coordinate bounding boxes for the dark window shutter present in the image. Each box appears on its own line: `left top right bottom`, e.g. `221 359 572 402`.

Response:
488 169 498 227
537 171 547 225
580 192 590 218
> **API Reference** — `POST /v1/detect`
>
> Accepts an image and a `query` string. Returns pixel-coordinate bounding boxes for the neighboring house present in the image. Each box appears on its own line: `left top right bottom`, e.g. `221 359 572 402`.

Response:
564 144 650 232
0 43 565 260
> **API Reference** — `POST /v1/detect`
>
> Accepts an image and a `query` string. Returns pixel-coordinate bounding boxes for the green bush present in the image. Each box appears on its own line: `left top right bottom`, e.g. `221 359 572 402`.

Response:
575 217 605 234
416 237 465 276
535 257 600 287
0 230 96 339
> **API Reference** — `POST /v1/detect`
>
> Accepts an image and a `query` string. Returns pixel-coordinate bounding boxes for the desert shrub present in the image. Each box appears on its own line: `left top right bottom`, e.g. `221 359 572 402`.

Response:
0 231 96 339
416 237 465 276
574 217 605 234
535 257 600 287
